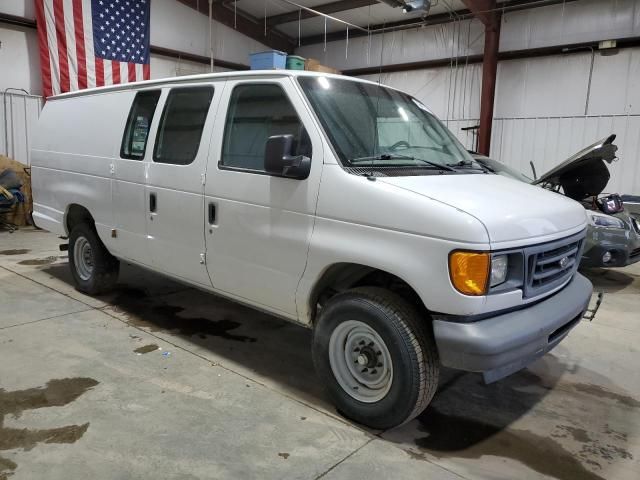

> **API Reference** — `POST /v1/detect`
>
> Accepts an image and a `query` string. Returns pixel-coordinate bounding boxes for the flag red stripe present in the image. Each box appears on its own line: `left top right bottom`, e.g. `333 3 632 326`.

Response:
95 58 105 87
112 61 121 84
53 0 70 92
143 63 150 80
72 0 87 89
35 0 53 97
128 63 136 82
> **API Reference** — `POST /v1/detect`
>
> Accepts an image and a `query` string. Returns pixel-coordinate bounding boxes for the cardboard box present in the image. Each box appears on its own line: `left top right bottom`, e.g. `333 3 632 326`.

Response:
305 58 341 75
0 156 32 227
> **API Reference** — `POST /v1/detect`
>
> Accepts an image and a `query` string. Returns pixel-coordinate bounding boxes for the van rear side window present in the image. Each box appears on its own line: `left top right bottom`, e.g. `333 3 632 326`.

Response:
120 90 161 160
153 86 214 165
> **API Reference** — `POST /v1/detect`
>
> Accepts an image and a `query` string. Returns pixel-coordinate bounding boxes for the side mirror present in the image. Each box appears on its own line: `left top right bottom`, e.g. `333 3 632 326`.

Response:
264 134 311 180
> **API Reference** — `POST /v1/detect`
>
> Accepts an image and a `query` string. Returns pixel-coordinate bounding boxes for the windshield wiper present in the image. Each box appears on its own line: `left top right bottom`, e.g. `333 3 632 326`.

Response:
351 154 456 172
351 153 415 162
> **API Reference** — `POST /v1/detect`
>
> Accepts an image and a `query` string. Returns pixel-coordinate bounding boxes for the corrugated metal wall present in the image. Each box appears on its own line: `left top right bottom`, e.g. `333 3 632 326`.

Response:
491 115 640 195
0 91 43 166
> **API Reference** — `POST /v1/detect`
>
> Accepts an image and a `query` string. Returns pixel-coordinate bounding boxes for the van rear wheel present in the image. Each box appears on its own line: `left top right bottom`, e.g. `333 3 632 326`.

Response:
69 223 119 294
312 287 439 429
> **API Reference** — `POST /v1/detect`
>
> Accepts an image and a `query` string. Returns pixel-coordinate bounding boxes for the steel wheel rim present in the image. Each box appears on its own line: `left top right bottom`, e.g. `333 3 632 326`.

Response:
328 320 393 403
73 236 94 281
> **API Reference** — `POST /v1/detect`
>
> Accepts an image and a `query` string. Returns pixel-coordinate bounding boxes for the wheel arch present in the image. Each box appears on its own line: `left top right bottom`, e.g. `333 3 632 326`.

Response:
307 262 431 326
64 203 95 236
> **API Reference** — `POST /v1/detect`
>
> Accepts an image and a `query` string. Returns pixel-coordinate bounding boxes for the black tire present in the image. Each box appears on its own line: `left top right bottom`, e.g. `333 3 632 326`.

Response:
69 223 119 294
312 287 439 429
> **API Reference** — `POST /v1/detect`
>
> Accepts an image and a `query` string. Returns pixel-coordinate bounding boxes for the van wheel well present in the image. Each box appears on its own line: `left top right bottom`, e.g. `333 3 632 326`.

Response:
311 264 429 324
65 204 94 235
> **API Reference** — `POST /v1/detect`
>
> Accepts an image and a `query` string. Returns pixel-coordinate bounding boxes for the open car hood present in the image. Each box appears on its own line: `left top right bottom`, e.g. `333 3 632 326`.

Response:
532 134 618 201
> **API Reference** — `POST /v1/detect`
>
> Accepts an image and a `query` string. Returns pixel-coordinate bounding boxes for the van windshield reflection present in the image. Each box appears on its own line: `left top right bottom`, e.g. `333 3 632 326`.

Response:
298 76 481 173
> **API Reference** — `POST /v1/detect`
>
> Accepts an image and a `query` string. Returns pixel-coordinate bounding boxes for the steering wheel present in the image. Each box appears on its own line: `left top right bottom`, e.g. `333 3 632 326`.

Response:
389 140 411 151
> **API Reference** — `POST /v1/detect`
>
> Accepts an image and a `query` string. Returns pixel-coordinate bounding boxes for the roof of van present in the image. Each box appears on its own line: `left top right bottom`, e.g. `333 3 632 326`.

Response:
48 70 389 101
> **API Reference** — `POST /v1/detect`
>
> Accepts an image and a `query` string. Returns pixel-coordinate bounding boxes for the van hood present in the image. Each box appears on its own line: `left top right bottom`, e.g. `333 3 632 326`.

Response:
377 173 586 244
532 134 618 200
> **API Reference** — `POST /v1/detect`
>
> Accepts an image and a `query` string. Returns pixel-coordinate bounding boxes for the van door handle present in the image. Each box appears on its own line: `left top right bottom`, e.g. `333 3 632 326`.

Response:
208 202 216 224
149 193 157 213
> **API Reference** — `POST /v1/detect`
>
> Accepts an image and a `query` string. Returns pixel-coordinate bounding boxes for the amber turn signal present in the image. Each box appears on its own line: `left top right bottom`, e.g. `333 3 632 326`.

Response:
449 251 490 296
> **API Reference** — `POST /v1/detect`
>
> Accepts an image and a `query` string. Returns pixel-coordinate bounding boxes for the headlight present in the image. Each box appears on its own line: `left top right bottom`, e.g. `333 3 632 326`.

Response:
449 251 489 296
588 211 625 229
490 255 509 287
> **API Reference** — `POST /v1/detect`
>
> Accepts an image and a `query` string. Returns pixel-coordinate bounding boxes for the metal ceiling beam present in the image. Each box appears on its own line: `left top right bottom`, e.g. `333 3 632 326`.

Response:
299 0 577 45
300 8 468 45
342 36 640 76
461 0 496 27
266 0 378 27
176 0 295 53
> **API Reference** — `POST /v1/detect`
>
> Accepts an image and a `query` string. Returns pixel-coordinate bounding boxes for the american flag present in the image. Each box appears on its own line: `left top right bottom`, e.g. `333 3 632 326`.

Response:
35 0 150 98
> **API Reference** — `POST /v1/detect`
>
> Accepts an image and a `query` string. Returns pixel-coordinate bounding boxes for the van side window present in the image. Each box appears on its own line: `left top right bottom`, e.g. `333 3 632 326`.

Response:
120 90 161 160
221 84 311 172
153 86 214 165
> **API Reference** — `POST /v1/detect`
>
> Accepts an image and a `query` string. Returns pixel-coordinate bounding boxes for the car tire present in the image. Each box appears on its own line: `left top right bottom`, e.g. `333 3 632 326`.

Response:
312 286 439 429
69 223 119 294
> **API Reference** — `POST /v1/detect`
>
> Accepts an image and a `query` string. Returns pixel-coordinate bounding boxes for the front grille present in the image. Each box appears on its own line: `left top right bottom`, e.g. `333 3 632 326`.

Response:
631 247 640 259
631 217 640 235
523 232 585 298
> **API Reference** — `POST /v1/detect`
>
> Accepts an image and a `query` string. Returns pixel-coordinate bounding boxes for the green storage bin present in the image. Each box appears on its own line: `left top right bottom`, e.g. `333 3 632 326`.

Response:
286 55 306 70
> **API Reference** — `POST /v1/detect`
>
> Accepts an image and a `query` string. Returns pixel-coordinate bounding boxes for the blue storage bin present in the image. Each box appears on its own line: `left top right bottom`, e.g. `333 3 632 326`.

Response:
249 50 287 70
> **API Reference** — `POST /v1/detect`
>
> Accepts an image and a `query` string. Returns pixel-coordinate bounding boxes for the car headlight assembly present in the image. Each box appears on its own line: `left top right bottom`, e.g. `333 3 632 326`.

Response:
588 211 626 229
490 254 509 287
449 252 512 295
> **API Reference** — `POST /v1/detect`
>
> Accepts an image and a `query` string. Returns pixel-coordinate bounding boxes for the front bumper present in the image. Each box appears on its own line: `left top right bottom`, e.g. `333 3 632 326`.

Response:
433 273 592 383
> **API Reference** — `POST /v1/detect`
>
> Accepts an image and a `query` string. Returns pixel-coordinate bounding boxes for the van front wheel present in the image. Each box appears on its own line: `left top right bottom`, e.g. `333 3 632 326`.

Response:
69 223 119 294
312 287 439 429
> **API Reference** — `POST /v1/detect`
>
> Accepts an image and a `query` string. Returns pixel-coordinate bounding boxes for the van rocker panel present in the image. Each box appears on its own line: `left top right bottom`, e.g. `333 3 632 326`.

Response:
433 273 592 381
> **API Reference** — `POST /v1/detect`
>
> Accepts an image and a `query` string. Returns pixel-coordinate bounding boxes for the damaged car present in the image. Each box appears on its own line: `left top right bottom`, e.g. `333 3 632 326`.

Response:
473 135 640 268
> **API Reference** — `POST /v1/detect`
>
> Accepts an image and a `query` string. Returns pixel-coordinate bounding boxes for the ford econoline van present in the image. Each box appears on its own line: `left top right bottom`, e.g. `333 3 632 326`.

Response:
31 71 594 429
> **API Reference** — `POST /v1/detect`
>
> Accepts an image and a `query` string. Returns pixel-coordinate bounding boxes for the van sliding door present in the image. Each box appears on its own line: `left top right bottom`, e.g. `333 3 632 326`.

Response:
144 84 221 287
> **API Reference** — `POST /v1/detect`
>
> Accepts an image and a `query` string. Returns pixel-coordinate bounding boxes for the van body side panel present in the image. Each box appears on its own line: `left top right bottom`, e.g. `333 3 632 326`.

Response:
297 164 491 322
31 92 129 245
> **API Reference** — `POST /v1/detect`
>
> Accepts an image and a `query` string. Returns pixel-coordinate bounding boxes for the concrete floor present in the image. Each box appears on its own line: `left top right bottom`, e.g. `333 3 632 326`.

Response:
0 228 639 480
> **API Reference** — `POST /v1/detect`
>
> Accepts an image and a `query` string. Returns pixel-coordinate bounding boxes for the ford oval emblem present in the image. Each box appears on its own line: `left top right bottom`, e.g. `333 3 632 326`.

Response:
559 256 569 268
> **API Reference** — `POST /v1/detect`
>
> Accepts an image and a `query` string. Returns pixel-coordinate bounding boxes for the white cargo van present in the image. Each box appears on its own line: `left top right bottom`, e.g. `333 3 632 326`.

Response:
32 71 593 429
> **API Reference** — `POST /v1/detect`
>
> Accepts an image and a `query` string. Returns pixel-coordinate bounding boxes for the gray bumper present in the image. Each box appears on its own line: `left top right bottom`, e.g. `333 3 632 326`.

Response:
433 273 593 383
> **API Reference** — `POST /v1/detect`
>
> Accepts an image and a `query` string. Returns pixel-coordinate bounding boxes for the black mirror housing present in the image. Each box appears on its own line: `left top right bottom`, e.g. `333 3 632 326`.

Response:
265 134 311 179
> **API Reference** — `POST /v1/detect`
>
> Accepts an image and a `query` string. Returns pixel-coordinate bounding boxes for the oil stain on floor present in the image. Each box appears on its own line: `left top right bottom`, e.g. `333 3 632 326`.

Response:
0 250 30 256
0 377 99 479
106 287 257 343
414 408 606 480
399 360 636 480
17 256 59 266
134 344 160 354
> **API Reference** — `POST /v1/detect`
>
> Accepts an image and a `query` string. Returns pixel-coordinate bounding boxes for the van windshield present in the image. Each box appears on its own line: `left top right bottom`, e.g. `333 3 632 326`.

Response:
298 77 477 171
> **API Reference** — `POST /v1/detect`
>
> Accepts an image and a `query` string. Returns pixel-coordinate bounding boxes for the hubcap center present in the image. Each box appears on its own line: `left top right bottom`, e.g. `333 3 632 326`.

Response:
355 346 379 368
